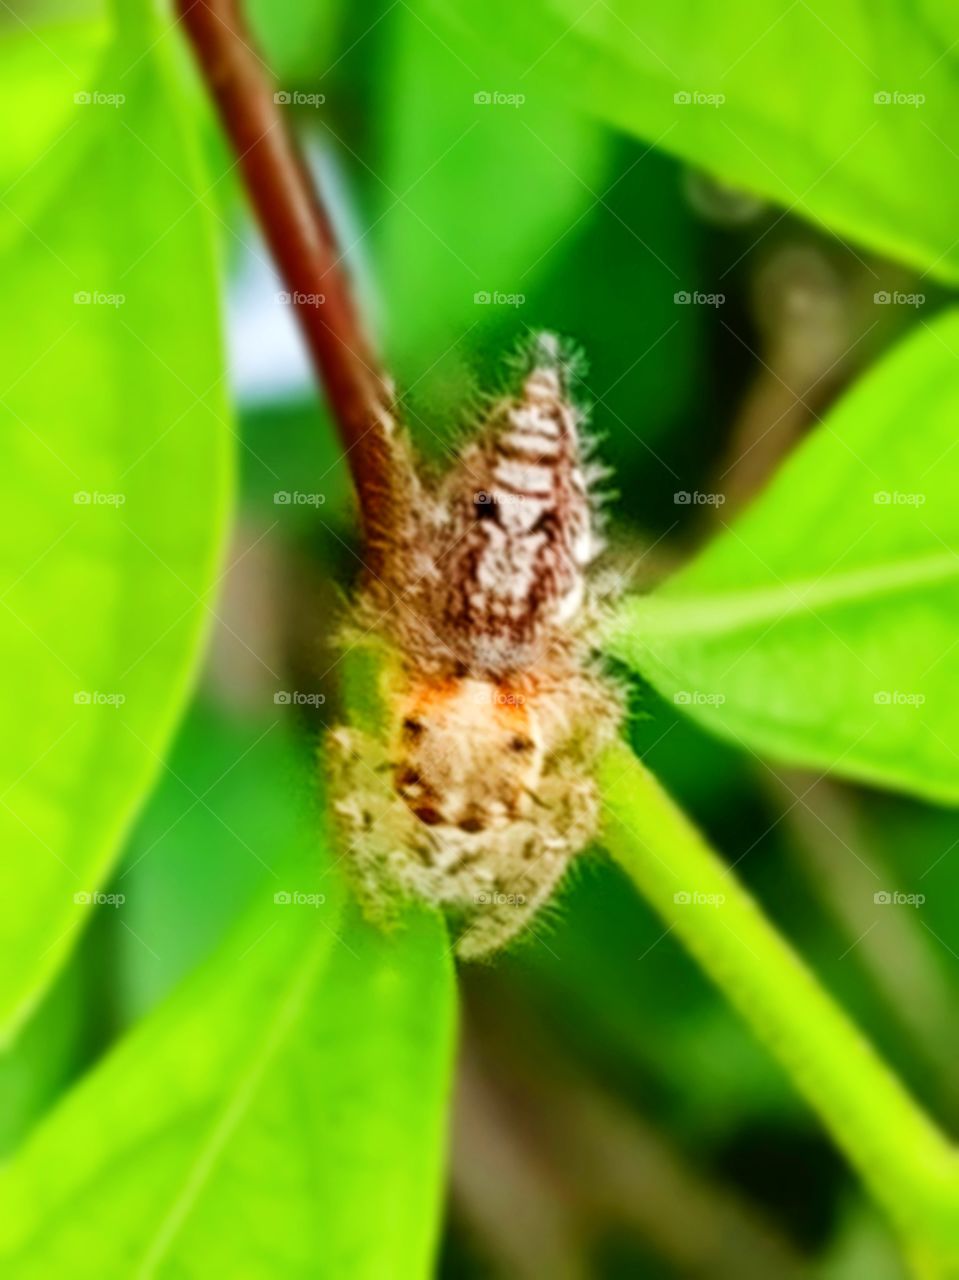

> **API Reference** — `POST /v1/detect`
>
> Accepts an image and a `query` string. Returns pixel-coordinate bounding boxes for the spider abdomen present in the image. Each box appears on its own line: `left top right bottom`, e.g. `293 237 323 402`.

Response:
436 357 599 675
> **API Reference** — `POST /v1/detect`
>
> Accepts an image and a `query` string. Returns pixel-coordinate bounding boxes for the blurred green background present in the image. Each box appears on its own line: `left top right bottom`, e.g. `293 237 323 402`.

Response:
2 1 958 1277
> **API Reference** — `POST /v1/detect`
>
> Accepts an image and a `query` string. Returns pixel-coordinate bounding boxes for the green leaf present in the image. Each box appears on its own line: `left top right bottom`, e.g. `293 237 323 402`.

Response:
112 702 300 1023
0 834 456 1279
247 0 343 82
0 23 233 1039
606 309 959 804
599 742 959 1269
0 960 90 1160
0 19 107 209
377 3 609 399
425 0 959 282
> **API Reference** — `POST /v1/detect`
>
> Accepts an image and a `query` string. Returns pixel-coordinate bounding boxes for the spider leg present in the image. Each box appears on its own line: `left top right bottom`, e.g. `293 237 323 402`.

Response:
452 843 572 960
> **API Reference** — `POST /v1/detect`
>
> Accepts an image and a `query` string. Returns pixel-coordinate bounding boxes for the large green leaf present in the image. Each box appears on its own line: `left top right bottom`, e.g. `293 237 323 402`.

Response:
425 0 959 282
0 832 456 1279
377 2 609 399
0 19 233 1039
0 19 107 206
113 702 302 1022
607 309 959 804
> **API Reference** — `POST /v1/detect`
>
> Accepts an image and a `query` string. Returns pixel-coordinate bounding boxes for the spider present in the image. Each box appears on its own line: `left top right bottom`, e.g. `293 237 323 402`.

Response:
329 334 620 958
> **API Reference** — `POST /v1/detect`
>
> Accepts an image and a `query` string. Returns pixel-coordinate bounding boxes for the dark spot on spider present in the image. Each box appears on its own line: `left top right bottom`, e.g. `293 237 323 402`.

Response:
474 496 500 522
402 717 424 739
396 767 422 790
510 735 535 753
413 842 434 866
458 815 485 834
530 509 559 537
412 805 445 827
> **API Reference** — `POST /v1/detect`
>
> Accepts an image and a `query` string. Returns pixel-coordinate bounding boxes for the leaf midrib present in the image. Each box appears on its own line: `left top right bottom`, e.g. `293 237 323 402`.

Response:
610 548 959 643
135 927 331 1279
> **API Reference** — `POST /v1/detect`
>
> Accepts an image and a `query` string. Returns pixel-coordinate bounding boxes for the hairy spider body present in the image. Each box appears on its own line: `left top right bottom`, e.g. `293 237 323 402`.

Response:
329 335 619 957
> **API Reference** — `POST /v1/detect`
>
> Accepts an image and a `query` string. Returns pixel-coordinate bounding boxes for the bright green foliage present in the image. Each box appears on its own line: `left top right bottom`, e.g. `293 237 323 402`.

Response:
0 20 107 214
0 830 455 1279
426 0 959 282
378 4 608 383
600 742 959 1277
4 2 959 1278
608 310 959 803
0 21 233 1039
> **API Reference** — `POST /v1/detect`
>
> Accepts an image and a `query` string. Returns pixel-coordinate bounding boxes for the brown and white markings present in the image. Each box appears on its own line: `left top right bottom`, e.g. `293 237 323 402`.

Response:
329 334 620 958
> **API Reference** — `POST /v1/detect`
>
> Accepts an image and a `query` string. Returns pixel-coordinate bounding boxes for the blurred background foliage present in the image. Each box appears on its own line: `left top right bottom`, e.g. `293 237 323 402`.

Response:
1 0 958 1277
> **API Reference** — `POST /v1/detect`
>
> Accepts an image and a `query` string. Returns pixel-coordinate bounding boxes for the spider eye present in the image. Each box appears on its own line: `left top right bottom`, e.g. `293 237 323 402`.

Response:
509 735 534 753
402 717 424 739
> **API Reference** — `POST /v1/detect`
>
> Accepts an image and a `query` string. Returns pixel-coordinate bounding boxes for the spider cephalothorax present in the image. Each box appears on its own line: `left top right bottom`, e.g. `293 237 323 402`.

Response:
329 334 620 957
392 677 545 832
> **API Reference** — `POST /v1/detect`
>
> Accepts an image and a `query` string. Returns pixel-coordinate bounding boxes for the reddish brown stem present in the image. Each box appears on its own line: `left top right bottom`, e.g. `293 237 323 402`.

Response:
175 0 402 562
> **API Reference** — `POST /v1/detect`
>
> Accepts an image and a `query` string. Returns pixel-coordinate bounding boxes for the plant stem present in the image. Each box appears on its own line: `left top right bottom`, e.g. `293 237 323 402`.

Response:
598 741 959 1275
175 0 408 571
